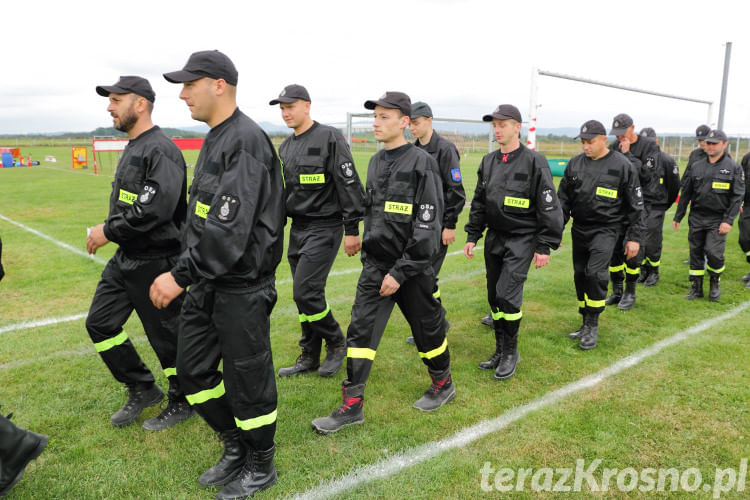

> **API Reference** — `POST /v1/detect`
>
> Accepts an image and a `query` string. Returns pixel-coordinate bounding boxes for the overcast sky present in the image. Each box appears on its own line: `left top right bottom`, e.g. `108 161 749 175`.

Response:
2 0 749 136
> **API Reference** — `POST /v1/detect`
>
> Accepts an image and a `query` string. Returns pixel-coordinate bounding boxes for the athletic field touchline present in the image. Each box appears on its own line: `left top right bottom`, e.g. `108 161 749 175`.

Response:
285 299 750 500
0 313 88 336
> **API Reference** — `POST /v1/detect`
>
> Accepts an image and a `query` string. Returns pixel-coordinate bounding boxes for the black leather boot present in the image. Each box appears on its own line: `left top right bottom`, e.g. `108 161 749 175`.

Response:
494 331 520 380
637 264 650 283
413 368 456 411
0 415 48 496
199 428 246 487
685 276 704 300
618 279 637 310
605 277 623 306
478 330 502 370
579 313 599 350
277 351 319 378
110 383 164 427
217 445 277 499
708 275 721 301
568 313 585 339
311 382 365 434
643 266 660 286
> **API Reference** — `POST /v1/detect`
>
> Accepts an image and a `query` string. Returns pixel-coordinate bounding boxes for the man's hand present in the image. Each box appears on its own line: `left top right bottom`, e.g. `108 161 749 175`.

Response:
533 252 550 269
442 228 456 246
624 241 640 260
718 222 732 235
618 138 631 154
672 221 680 231
86 224 109 254
464 242 476 259
149 272 184 309
379 273 400 296
344 235 362 256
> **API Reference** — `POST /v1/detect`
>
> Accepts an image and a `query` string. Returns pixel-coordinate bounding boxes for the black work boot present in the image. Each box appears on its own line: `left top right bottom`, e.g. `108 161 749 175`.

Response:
686 276 704 300
479 329 502 369
277 351 319 378
217 445 277 499
0 416 48 496
618 280 637 310
480 314 493 327
709 275 721 301
142 397 196 431
568 313 585 339
199 429 246 487
579 313 599 350
311 382 365 434
637 264 650 283
605 279 623 306
643 267 660 286
318 343 346 377
110 383 164 427
494 331 520 380
742 272 750 284
413 368 456 411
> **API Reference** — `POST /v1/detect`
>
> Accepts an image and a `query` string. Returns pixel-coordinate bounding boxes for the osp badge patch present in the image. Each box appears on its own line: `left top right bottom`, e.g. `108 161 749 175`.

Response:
646 157 655 168
216 194 240 222
451 168 462 182
139 184 157 204
340 162 354 178
418 203 436 222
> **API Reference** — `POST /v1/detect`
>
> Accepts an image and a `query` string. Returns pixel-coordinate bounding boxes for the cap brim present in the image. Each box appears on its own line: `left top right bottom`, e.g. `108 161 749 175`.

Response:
96 85 126 97
575 133 601 140
705 138 723 144
269 97 302 105
163 70 204 83
609 128 628 136
696 135 708 141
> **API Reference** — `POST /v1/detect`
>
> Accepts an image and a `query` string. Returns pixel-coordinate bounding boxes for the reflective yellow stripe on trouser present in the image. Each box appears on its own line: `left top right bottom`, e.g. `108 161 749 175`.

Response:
163 367 177 378
347 347 376 360
418 338 448 360
584 293 605 308
644 257 661 267
491 310 523 321
93 331 129 353
299 303 330 323
690 269 706 276
625 266 640 275
707 264 726 274
186 380 225 406
235 409 277 431
609 264 625 273
433 288 441 299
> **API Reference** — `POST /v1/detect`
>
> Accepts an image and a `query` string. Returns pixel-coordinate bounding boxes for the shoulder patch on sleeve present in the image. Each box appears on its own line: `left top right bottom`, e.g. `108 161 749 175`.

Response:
340 161 354 178
418 203 436 222
139 184 158 204
450 168 462 182
214 194 240 223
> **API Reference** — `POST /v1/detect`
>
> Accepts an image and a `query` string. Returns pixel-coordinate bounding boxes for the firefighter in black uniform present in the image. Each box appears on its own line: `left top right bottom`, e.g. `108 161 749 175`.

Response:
636 127 680 286
151 51 284 499
271 84 365 378
85 76 193 430
673 129 744 301
464 104 563 379
739 151 750 287
406 101 466 343
680 125 711 265
311 92 454 435
606 113 657 309
558 120 644 350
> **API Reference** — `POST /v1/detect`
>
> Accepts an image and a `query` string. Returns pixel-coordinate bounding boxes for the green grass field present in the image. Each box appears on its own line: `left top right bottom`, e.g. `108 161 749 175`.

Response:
1 143 749 499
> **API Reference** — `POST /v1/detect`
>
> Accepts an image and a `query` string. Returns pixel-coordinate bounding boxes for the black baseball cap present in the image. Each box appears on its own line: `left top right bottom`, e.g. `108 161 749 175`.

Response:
610 113 634 136
705 129 727 143
364 91 411 116
269 84 310 105
163 50 238 86
482 104 522 123
410 101 433 119
640 127 656 138
96 76 155 103
575 120 607 140
695 124 711 140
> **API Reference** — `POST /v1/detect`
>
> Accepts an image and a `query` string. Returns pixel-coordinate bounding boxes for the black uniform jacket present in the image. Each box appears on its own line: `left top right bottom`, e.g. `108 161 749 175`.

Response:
558 150 645 243
415 132 465 230
103 125 187 258
464 144 563 255
279 121 365 235
171 109 285 288
741 152 750 207
610 136 667 207
674 152 745 227
361 143 443 285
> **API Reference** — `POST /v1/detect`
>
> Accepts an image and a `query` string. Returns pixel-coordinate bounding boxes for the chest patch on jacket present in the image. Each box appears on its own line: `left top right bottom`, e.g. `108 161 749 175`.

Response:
215 194 240 222
384 201 413 215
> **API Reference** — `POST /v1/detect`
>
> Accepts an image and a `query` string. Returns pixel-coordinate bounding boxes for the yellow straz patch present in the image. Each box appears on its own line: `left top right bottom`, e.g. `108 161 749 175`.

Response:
596 186 618 199
300 174 325 184
504 196 530 208
195 201 210 219
118 189 137 205
713 182 730 190
384 201 413 215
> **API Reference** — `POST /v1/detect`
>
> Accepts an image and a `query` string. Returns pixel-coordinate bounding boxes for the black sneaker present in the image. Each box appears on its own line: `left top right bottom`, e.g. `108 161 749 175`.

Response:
142 399 195 431
110 384 164 427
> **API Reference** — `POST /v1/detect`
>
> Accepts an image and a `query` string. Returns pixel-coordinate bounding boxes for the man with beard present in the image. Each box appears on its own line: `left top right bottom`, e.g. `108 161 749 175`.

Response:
270 84 365 378
86 76 193 430
151 50 284 499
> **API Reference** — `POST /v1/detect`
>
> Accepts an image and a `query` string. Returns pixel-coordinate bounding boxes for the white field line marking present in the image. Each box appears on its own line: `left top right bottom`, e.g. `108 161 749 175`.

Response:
287 300 750 500
0 213 107 265
0 313 87 336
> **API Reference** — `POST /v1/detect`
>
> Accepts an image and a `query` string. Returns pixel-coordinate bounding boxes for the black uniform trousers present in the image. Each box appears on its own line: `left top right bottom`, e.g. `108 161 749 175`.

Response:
86 249 185 400
738 210 750 264
609 231 644 283
643 206 666 269
431 241 449 299
345 261 449 389
484 230 534 336
287 223 345 356
176 279 277 451
572 224 619 315
688 221 727 278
